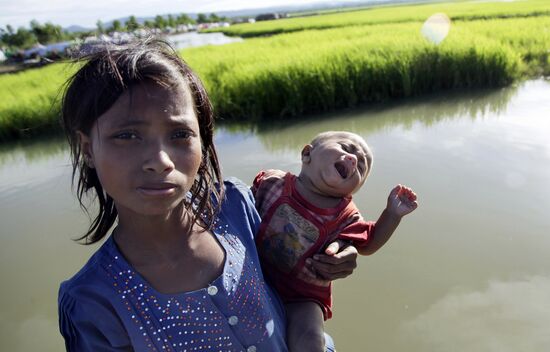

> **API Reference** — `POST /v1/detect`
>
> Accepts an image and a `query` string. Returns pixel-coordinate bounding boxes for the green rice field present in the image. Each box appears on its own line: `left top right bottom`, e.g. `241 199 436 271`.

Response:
1 0 549 141
211 0 550 37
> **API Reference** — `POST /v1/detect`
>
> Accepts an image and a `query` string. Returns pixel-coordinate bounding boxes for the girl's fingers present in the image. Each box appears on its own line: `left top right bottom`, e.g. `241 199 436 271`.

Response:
324 240 341 256
316 244 358 263
309 244 358 280
306 259 355 280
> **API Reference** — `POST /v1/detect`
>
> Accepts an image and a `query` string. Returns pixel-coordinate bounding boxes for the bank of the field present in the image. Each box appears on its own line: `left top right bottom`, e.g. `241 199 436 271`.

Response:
1 0 549 141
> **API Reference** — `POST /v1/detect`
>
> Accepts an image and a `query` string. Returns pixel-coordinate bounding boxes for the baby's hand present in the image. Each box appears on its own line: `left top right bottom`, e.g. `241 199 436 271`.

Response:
387 184 418 217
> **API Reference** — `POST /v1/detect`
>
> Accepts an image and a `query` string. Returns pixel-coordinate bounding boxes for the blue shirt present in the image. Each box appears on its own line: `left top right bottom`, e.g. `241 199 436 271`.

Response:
59 179 288 352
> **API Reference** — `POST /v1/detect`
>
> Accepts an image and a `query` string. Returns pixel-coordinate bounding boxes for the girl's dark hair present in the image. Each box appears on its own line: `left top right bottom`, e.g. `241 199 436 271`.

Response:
61 38 223 244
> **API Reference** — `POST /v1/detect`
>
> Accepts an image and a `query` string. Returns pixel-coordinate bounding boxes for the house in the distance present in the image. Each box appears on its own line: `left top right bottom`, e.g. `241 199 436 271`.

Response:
255 13 288 21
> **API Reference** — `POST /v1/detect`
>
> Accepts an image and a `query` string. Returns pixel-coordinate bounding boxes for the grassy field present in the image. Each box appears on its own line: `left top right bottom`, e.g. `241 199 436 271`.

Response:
186 20 526 120
0 64 76 140
1 0 549 141
210 0 550 37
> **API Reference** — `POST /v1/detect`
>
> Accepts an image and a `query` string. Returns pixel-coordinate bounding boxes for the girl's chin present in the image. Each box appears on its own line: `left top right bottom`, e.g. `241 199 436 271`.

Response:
122 200 187 218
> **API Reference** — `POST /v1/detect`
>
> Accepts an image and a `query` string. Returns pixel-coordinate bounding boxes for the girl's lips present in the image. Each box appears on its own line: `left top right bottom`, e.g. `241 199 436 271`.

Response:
137 183 178 196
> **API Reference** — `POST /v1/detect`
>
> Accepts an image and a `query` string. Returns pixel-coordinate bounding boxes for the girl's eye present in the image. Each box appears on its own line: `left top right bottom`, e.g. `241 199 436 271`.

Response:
114 131 138 140
172 130 192 139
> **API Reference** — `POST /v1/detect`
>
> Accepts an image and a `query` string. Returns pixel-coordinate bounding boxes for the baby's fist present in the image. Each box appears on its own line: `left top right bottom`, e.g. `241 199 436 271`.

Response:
387 184 418 217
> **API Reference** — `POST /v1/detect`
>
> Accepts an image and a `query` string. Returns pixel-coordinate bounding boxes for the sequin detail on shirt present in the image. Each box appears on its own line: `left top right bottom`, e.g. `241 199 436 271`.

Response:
103 219 277 352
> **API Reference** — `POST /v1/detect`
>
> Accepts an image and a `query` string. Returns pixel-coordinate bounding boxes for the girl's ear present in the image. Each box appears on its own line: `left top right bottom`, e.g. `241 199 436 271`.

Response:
301 144 313 164
77 131 95 168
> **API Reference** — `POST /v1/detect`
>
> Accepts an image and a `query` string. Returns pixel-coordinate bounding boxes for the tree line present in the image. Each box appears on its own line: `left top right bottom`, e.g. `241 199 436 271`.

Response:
1 12 228 50
1 21 70 50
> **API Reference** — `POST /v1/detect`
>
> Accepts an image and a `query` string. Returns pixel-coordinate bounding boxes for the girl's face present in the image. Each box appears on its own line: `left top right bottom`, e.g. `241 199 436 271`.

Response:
79 82 203 218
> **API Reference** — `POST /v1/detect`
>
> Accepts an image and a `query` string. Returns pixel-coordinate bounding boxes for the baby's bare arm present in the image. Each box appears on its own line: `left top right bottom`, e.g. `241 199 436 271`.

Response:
359 185 418 256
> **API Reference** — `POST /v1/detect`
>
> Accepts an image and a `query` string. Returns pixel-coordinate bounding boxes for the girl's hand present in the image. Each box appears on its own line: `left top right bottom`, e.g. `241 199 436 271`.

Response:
305 240 358 281
387 184 418 217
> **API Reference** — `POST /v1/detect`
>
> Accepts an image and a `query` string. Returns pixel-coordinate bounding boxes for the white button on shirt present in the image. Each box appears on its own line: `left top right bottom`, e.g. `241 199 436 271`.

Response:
228 315 239 326
247 345 257 352
207 285 218 296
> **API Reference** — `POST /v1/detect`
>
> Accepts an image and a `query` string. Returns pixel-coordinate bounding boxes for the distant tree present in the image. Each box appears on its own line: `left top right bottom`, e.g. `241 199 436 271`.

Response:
197 13 208 24
176 13 194 25
111 20 122 32
167 14 176 28
154 15 166 29
1 26 35 48
209 13 221 23
126 16 139 32
30 20 63 44
143 20 155 29
96 20 105 34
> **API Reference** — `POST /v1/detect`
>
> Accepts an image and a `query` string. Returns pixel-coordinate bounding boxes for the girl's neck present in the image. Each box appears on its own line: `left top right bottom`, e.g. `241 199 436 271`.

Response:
112 206 225 295
295 173 342 209
113 206 200 264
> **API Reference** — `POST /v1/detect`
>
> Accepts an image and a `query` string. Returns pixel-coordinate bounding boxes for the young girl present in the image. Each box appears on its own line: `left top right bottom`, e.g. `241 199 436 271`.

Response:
58 39 357 351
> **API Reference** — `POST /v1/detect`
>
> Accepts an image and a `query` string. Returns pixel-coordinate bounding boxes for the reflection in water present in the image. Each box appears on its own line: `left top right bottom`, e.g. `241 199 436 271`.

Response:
168 32 242 50
0 135 69 201
0 134 66 167
222 83 517 152
402 276 550 351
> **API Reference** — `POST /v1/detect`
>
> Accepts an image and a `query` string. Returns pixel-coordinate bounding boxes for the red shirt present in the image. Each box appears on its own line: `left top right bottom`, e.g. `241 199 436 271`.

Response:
252 170 374 319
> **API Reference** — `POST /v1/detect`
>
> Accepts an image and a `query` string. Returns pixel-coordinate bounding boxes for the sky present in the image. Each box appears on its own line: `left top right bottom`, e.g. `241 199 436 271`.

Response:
0 0 345 29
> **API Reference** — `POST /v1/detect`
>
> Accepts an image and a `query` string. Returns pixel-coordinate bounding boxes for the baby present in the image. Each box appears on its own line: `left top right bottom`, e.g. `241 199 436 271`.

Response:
252 131 418 351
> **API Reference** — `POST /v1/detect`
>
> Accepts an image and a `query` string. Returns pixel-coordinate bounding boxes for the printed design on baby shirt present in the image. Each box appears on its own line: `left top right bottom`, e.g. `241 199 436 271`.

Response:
259 203 320 273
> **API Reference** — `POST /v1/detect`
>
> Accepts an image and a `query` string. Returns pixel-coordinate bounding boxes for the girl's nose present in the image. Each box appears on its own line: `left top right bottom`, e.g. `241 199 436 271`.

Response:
143 149 175 174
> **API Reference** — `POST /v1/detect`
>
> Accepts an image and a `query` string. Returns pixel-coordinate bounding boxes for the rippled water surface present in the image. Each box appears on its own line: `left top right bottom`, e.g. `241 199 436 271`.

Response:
1 80 549 351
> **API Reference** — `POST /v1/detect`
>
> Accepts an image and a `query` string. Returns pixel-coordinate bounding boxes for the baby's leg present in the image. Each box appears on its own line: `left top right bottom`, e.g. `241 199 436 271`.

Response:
286 301 325 352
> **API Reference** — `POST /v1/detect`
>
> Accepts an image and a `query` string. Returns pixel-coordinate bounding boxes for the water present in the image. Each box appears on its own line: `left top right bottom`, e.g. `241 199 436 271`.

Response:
1 80 549 351
166 31 242 50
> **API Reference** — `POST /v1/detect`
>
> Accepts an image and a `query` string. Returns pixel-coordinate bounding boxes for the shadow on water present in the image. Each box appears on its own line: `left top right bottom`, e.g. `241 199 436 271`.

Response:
219 83 519 152
0 133 66 167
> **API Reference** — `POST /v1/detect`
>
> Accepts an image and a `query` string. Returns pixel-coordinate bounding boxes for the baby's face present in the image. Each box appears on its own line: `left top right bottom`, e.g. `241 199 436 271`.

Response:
303 133 370 198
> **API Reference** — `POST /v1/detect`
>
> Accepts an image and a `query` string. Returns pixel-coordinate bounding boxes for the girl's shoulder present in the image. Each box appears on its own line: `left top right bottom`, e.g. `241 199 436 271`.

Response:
222 177 251 195
58 237 119 300
216 177 261 237
220 177 255 208
58 237 131 349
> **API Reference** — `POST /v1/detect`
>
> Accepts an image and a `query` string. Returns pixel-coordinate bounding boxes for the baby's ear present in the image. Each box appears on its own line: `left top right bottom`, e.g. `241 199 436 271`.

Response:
301 144 313 164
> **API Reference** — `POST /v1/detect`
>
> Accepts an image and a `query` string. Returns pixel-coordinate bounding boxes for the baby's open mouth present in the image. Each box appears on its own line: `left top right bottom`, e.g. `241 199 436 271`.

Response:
334 161 348 179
